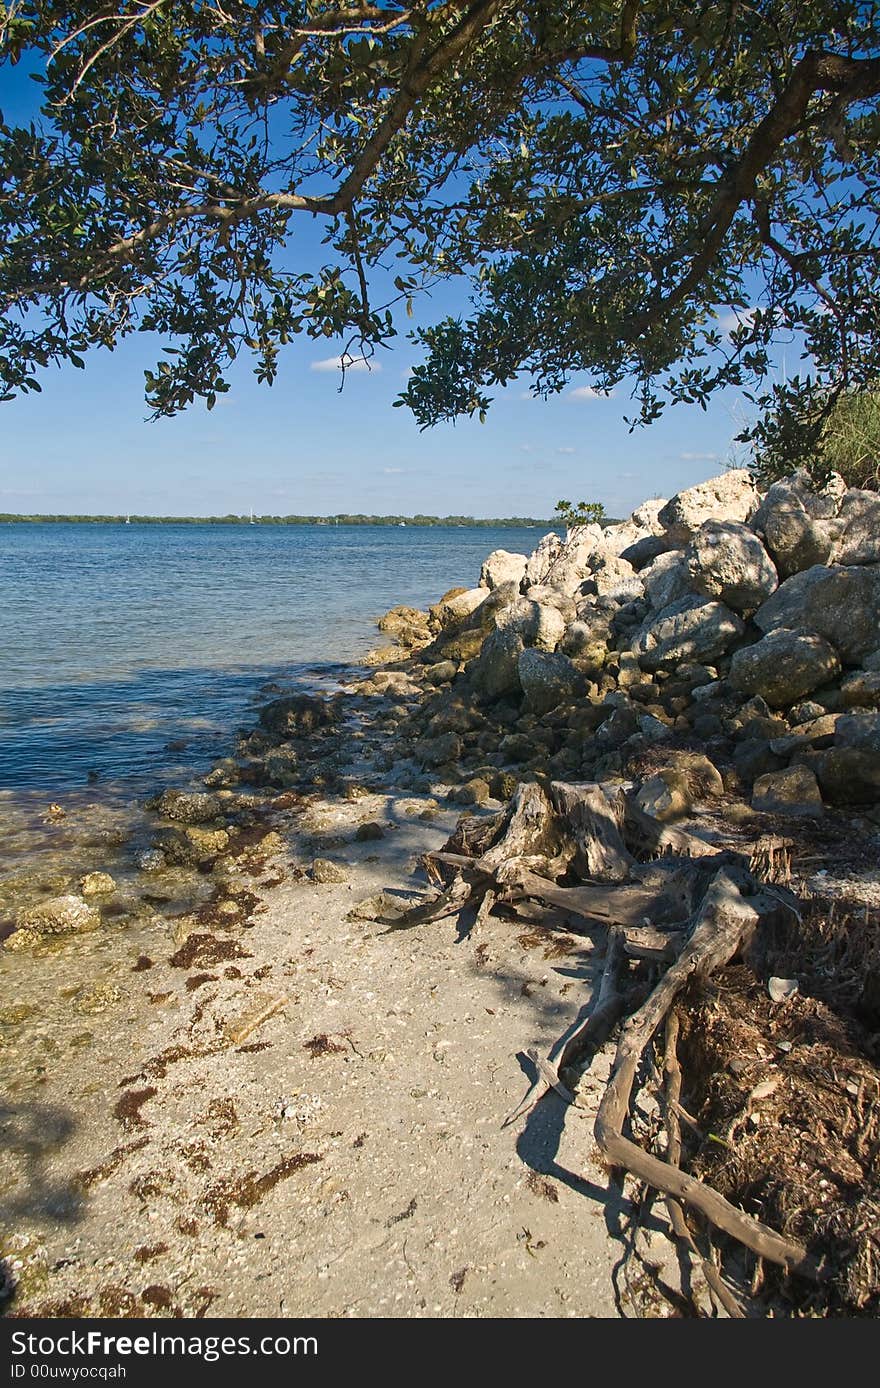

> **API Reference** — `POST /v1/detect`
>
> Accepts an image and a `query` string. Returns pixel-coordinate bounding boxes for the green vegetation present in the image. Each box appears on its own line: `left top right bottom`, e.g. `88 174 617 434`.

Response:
751 385 880 491
554 500 607 530
2 5 880 455
0 513 556 528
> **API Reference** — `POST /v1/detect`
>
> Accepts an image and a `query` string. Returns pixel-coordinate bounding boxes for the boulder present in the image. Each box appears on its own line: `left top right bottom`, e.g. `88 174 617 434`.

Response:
634 595 745 672
814 713 880 804
80 872 116 896
578 554 644 604
151 789 223 823
839 669 880 708
428 586 486 631
750 470 843 578
686 520 778 615
494 597 565 651
259 694 336 736
754 564 880 663
833 489 880 565
619 533 671 570
16 893 101 936
523 532 565 587
312 858 348 884
635 770 690 821
520 585 578 623
529 527 608 595
479 549 527 591
469 627 524 700
517 648 582 714
752 766 823 817
658 469 759 543
377 606 430 645
424 660 458 686
728 628 841 708
641 551 692 611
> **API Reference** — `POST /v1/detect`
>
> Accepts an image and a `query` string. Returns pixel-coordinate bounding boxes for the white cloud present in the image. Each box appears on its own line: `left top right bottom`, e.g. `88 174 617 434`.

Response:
569 385 615 401
310 355 381 374
556 446 576 455
679 451 720 462
382 467 405 474
716 307 757 335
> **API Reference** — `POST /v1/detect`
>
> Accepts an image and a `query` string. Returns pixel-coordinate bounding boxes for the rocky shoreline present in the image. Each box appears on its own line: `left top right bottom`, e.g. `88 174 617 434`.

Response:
2 467 880 1317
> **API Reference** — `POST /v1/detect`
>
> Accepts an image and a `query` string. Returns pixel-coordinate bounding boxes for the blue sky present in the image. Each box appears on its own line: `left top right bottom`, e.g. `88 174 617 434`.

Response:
0 58 755 519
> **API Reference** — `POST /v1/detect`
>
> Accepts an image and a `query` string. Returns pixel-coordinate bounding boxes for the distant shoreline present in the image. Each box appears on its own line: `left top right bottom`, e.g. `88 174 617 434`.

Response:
0 513 556 528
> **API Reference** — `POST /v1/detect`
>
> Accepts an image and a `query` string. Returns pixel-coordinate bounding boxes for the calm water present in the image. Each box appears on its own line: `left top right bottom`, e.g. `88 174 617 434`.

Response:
0 522 544 795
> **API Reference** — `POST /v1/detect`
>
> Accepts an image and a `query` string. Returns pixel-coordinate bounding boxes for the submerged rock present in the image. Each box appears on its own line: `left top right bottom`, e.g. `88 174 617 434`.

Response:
151 789 223 824
15 893 101 936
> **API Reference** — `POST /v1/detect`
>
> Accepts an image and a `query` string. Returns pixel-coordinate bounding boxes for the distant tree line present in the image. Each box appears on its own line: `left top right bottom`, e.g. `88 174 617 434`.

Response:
0 513 565 528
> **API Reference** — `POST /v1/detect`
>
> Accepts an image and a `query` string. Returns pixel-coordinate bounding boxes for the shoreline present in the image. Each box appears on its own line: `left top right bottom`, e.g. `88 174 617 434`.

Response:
3 469 880 1317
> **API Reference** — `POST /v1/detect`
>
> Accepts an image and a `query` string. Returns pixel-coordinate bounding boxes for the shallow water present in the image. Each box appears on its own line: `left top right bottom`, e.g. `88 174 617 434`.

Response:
0 521 544 906
0 521 540 793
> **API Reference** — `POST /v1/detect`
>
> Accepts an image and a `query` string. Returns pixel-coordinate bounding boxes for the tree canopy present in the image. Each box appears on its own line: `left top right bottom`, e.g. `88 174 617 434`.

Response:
2 2 880 459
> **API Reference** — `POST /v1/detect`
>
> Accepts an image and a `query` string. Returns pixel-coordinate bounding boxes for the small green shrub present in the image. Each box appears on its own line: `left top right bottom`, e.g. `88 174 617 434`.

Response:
751 386 880 491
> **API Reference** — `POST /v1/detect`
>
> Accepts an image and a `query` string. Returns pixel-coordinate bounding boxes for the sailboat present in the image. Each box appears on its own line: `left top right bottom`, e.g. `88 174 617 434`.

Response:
249 508 256 525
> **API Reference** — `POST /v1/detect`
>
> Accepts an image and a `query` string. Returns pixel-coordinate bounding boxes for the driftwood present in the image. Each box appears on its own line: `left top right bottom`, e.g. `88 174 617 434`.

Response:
409 779 819 1300
594 871 818 1280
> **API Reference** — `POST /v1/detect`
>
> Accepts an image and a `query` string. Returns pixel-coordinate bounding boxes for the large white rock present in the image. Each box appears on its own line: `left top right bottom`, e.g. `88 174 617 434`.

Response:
479 549 528 591
686 520 778 615
642 551 692 611
728 628 841 708
754 563 880 663
658 469 759 542
634 595 745 671
833 490 880 565
750 470 843 578
494 596 566 651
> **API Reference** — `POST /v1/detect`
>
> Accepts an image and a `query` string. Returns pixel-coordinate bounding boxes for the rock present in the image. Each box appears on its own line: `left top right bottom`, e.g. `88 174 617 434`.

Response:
734 738 785 786
517 648 582 714
184 826 230 856
312 858 348 884
80 871 116 896
259 694 337 736
839 669 880 708
833 489 880 565
754 564 880 663
452 777 491 806
666 750 725 799
424 660 458 686
428 587 486 631
519 586 578 623
685 521 778 615
377 606 430 646
436 628 486 663
494 597 565 651
728 628 841 708
641 551 693 611
136 849 166 873
578 554 644 604
150 788 223 823
16 894 101 936
469 627 524 700
527 526 611 596
635 771 690 822
355 821 386 842
523 531 565 587
414 731 462 767
816 747 880 805
634 596 745 672
619 533 671 570
479 549 527 590
769 714 840 756
658 469 759 543
750 471 842 578
752 766 823 817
